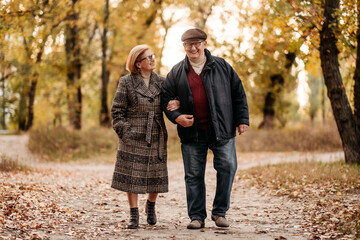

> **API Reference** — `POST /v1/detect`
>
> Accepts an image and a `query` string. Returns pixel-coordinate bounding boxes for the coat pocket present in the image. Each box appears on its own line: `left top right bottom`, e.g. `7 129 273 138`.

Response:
121 125 134 143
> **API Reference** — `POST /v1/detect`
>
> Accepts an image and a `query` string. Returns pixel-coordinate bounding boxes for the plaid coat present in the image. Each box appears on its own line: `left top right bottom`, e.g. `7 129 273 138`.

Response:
111 72 168 194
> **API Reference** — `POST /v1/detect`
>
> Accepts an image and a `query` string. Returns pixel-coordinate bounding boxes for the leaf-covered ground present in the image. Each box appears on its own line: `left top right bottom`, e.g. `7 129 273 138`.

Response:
239 162 360 239
0 135 356 240
1 161 308 240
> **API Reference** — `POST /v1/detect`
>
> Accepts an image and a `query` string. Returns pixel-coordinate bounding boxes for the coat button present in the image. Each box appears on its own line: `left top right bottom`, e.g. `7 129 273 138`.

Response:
147 143 151 147
148 98 154 103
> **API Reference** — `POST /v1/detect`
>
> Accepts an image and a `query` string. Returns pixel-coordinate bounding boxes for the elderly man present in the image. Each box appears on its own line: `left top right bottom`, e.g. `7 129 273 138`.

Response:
161 28 249 229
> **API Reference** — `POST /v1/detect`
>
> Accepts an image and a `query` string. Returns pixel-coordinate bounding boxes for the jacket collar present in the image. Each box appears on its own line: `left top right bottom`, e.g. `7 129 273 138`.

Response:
184 48 215 73
131 72 161 98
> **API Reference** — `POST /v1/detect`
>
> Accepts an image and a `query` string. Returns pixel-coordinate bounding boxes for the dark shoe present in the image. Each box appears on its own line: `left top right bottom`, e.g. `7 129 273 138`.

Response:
128 208 139 229
187 219 205 229
145 200 157 225
211 214 230 227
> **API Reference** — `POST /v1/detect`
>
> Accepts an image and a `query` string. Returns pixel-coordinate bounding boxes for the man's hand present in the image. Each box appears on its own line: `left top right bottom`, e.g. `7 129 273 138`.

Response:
167 100 180 111
175 115 194 127
237 124 248 135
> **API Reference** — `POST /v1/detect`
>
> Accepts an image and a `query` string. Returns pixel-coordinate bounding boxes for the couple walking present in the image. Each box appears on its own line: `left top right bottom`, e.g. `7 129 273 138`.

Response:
110 28 249 230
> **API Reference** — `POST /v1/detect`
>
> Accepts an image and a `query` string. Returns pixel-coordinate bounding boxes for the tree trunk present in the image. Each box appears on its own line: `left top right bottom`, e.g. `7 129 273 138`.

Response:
1 74 5 130
259 53 296 129
18 84 28 131
320 0 360 164
0 61 11 130
194 2 215 29
186 0 218 30
19 36 31 131
259 90 276 129
157 14 169 74
354 0 360 132
26 49 43 130
65 0 82 130
99 0 111 127
26 74 37 130
136 0 163 41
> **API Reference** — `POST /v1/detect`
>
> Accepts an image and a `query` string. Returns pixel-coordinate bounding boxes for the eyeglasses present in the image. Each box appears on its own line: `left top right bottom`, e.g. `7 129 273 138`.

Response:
138 54 155 62
183 41 204 50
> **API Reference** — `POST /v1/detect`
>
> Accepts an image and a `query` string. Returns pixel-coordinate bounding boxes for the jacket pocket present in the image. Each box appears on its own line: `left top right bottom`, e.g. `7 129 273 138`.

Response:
122 125 134 144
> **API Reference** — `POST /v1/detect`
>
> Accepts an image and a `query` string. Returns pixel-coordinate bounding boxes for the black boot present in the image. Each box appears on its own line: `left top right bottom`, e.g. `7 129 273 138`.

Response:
145 200 157 225
128 208 139 229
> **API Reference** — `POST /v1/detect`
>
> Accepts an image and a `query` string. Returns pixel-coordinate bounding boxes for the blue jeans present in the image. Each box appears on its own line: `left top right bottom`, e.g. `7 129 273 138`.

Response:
181 129 237 221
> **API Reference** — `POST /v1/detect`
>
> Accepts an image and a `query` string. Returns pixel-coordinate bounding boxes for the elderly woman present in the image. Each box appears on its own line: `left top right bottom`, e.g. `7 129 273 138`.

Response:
111 45 178 229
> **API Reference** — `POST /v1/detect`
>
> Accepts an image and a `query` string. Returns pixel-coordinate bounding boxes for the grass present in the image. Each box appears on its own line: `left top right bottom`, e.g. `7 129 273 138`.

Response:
239 161 360 195
28 123 183 162
239 161 360 238
0 154 29 172
235 120 342 152
28 126 118 162
27 120 342 162
167 120 342 161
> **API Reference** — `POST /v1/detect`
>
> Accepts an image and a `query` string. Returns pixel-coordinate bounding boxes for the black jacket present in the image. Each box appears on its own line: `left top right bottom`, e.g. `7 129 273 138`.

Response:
161 49 249 143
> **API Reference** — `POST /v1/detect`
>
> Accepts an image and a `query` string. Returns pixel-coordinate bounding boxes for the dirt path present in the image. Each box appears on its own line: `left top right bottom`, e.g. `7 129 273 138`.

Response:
0 135 344 239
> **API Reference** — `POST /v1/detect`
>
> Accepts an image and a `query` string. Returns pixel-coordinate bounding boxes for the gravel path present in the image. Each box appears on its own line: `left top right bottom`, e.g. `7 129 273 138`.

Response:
0 135 344 239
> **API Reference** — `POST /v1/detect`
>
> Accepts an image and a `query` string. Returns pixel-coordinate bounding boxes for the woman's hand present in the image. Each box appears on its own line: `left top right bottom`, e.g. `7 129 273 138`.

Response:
167 100 180 111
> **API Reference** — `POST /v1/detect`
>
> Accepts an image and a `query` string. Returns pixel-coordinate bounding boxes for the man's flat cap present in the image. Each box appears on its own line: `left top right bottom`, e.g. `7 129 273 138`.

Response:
181 28 207 42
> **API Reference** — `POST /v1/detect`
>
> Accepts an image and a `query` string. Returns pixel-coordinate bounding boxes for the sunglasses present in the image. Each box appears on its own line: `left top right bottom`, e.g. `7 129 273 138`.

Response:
138 54 155 62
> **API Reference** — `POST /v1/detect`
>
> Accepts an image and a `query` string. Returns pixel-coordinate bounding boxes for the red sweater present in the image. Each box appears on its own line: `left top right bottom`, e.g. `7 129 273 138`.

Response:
187 66 212 130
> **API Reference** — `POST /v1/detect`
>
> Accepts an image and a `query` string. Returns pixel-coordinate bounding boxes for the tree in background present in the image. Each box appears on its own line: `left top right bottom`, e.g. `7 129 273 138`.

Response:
102 0 166 126
0 0 169 130
305 53 326 122
254 1 305 129
1 0 358 155
307 73 321 122
273 0 360 163
99 0 110 127
98 0 166 127
158 2 182 74
182 0 219 29
0 53 13 130
105 0 165 125
225 0 302 128
354 0 360 133
65 0 82 130
319 0 360 163
1 0 65 130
